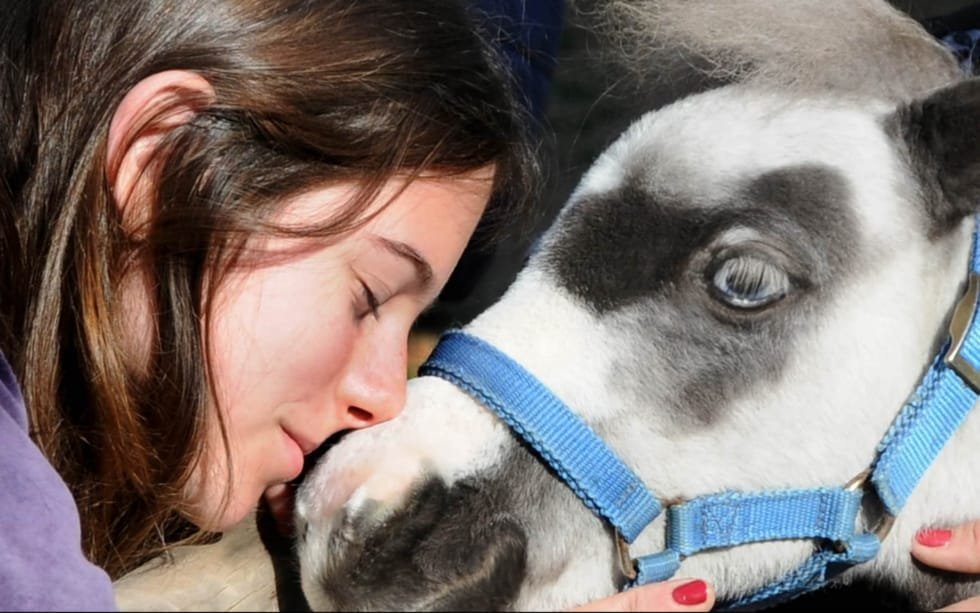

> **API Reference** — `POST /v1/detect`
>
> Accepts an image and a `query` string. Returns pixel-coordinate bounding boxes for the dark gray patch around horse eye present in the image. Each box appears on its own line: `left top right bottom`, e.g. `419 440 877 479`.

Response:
545 163 854 314
547 162 857 426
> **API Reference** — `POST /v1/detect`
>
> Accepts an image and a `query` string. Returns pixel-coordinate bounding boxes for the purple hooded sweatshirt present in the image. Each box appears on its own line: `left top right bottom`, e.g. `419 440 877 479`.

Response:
0 351 117 610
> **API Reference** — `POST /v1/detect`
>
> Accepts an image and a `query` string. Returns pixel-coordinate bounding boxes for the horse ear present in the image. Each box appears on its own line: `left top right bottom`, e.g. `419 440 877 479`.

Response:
892 78 980 232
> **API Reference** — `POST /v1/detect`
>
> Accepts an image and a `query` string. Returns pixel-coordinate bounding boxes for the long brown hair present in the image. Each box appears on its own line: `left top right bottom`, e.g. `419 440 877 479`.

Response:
0 0 536 578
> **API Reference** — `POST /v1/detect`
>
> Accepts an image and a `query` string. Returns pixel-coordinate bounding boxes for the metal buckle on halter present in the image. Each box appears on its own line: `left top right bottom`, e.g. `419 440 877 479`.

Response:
843 468 895 543
945 273 980 391
615 531 639 582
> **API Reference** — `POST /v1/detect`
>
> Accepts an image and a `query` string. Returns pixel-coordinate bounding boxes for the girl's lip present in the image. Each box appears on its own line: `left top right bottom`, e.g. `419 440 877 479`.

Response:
281 429 306 482
283 427 320 456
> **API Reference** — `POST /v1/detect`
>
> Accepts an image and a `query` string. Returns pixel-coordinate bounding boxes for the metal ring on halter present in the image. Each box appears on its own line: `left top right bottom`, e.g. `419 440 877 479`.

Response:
843 468 895 543
615 531 638 582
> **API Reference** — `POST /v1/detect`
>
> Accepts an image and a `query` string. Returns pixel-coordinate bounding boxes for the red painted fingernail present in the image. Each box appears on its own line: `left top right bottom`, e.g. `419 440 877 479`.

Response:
916 528 953 547
672 579 708 605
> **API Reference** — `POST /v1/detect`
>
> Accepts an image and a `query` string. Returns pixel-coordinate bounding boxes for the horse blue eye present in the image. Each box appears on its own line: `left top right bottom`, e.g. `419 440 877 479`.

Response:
710 256 790 309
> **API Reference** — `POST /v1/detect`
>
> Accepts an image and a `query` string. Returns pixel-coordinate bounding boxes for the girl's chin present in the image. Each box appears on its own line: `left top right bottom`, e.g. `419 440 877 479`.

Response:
179 487 261 533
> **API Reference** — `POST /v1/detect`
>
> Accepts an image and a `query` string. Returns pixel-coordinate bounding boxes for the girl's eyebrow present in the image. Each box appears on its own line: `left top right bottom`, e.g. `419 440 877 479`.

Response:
371 235 434 289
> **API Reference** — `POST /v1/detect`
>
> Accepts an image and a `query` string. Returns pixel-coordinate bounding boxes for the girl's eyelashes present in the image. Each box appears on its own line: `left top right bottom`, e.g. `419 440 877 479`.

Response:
359 279 381 320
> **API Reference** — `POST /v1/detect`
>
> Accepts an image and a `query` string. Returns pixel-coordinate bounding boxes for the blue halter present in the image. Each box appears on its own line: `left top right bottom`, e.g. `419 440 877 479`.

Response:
418 218 980 610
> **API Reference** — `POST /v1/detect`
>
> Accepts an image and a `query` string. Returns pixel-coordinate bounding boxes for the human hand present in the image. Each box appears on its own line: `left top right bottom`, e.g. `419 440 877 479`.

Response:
571 579 715 612
912 520 980 612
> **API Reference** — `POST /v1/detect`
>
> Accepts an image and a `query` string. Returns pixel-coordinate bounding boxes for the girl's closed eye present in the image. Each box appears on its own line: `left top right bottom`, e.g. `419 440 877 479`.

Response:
358 279 381 320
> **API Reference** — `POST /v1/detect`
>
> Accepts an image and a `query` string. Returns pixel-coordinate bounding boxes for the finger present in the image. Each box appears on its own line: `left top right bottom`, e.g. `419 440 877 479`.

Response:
911 521 980 573
571 579 715 612
936 595 980 612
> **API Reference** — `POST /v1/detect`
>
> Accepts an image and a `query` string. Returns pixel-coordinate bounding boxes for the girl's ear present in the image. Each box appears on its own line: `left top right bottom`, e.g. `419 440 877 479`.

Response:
890 78 980 232
106 70 215 229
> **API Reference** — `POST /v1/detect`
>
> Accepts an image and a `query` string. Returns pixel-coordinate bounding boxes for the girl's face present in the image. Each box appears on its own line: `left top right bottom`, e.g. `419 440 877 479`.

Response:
181 169 492 530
